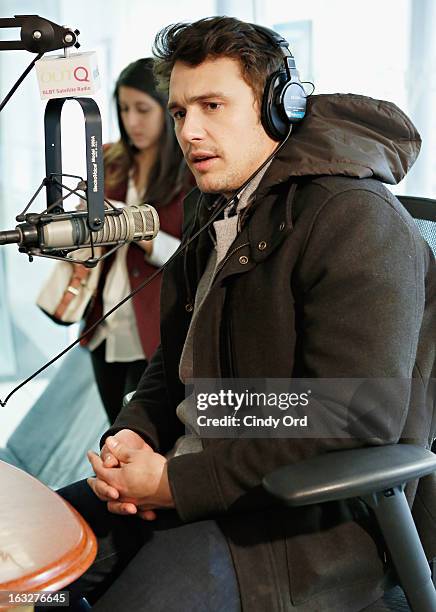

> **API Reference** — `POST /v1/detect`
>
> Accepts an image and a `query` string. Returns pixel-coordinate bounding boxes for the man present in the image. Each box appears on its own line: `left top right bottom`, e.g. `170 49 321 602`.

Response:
58 17 435 612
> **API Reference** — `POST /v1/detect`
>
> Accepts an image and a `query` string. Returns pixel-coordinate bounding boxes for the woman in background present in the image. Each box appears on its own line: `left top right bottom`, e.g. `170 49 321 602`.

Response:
81 58 189 424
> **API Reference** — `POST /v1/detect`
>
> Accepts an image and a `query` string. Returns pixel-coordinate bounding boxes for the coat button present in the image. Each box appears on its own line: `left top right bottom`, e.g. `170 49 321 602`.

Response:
132 268 140 278
258 241 267 251
279 222 285 231
239 255 249 265
185 303 194 312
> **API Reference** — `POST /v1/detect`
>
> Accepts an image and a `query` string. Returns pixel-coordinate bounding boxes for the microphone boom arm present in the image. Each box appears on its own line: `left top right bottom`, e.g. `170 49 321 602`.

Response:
0 15 79 53
0 15 80 112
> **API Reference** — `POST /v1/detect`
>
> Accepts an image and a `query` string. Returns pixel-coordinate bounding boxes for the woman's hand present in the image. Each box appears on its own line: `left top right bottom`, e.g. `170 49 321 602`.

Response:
137 239 154 256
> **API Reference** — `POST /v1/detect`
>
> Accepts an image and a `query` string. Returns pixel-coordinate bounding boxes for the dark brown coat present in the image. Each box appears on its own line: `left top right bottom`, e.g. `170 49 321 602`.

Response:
106 94 436 611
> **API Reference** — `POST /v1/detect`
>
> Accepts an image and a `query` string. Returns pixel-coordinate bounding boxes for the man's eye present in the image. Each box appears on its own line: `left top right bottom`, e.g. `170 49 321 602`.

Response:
207 102 221 111
173 110 185 120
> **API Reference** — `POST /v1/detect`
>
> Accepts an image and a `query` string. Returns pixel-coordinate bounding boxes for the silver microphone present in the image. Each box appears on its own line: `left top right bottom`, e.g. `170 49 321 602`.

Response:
0 203 160 251
41 203 159 249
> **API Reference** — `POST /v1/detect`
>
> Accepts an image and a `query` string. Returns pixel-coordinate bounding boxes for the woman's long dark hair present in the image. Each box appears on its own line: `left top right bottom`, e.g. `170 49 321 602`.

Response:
104 58 188 207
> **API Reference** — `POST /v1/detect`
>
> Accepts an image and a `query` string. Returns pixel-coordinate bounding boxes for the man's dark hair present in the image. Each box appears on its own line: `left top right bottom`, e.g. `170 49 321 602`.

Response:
153 16 283 109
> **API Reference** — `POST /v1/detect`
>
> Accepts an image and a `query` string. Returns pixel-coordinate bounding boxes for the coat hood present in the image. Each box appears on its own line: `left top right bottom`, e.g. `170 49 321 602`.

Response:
264 93 421 188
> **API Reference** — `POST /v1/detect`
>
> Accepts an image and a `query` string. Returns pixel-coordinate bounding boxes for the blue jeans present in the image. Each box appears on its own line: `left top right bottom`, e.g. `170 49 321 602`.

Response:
54 479 241 612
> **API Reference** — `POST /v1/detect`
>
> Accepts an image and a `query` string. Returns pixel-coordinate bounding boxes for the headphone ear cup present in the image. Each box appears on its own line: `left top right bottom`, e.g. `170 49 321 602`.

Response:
280 81 307 124
261 70 289 141
261 70 307 141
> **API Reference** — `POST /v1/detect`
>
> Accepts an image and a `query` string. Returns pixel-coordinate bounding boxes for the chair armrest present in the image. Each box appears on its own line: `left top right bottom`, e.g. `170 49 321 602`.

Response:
263 444 436 506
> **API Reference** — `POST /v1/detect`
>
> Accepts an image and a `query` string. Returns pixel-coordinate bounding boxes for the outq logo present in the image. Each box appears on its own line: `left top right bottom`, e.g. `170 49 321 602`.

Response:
35 52 100 100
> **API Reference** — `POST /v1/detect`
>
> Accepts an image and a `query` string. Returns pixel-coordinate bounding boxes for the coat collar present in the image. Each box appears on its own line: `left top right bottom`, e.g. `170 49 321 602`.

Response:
182 175 298 292
210 180 298 285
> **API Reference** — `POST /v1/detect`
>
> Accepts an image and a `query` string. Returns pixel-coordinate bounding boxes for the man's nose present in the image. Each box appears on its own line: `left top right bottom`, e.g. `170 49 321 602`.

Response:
179 110 205 143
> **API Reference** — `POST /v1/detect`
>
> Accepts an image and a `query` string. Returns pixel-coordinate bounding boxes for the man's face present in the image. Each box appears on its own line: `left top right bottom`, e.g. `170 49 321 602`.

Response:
168 57 278 195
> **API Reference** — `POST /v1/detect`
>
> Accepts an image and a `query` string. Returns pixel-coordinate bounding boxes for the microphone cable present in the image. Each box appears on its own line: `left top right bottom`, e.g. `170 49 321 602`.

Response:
0 128 292 407
0 53 44 113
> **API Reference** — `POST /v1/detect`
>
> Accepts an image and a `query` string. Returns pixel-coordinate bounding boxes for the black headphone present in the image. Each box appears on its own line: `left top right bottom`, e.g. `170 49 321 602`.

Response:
249 24 307 141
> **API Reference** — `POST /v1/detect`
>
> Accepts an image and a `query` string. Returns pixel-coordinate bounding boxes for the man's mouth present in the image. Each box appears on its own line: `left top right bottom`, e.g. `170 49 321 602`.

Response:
189 152 219 172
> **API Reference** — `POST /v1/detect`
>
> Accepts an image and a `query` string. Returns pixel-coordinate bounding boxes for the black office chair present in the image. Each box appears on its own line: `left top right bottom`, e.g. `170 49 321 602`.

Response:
263 196 436 612
398 196 436 256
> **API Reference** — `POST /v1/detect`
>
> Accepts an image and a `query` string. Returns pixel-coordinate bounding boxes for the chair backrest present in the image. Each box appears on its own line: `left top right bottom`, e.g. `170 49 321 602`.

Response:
398 196 436 486
397 196 436 255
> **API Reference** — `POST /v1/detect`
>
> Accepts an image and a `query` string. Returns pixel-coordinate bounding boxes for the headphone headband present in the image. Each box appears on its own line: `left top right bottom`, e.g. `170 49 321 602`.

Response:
248 22 307 140
249 24 290 50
